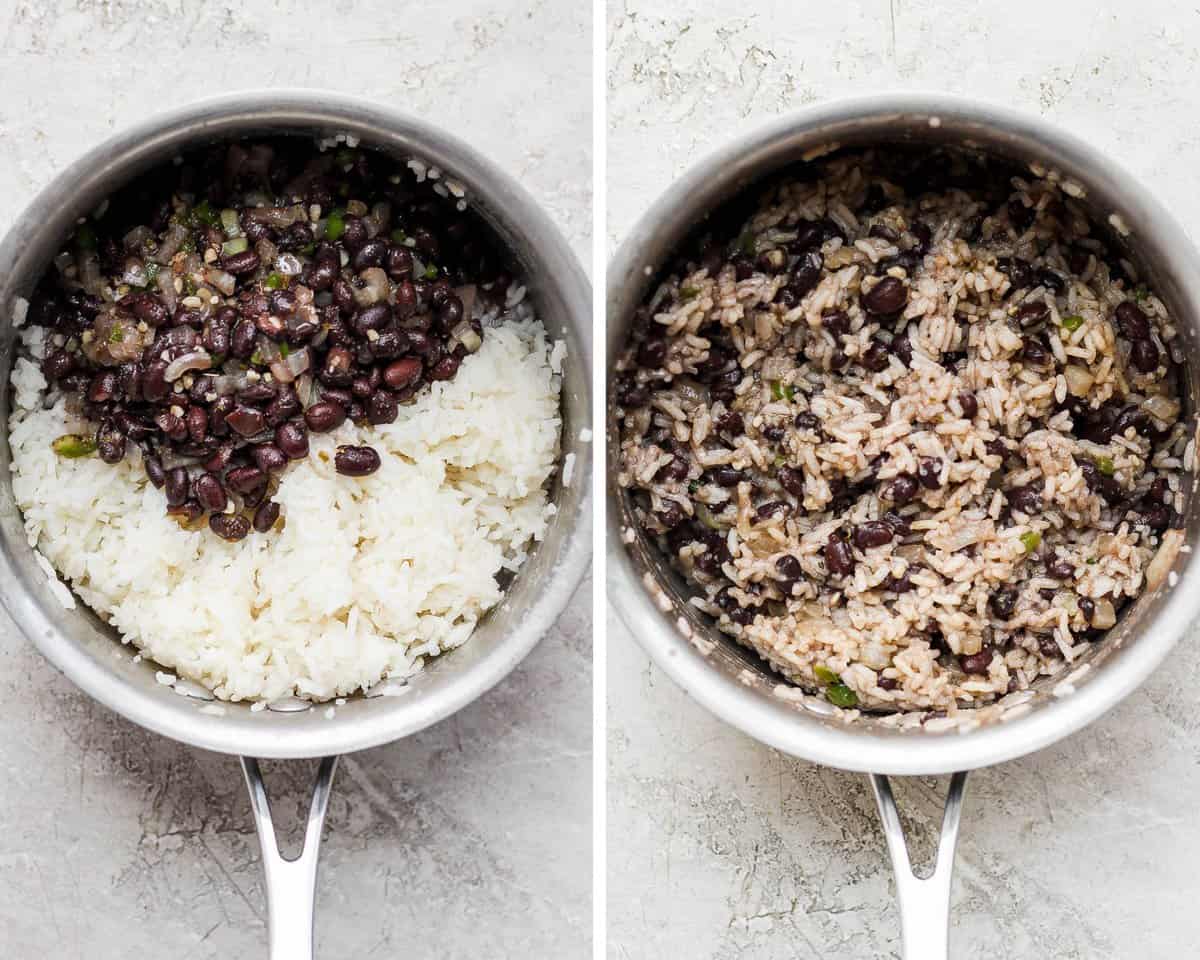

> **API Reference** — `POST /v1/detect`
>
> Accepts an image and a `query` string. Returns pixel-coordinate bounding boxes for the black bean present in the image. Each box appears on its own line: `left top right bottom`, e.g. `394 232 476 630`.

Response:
882 511 911 537
790 251 823 297
761 424 785 442
878 675 900 690
264 390 301 427
241 484 267 509
221 249 261 275
154 410 186 441
918 458 943 490
910 221 932 255
335 444 381 476
1078 597 1096 623
305 400 346 433
1014 301 1049 327
957 392 978 419
997 257 1035 290
341 217 367 252
87 370 118 403
386 247 414 279
392 279 418 318
793 411 819 432
140 360 169 403
308 258 338 291
885 572 913 594
774 286 799 308
1037 269 1065 294
862 276 907 315
119 291 169 327
1008 197 1034 232
194 473 227 512
367 390 399 425
231 320 257 359
716 411 744 434
96 421 125 464
991 586 1018 619
1020 335 1051 365
354 302 392 335
853 520 894 550
821 309 849 336
861 340 889 372
41 349 75 381
383 357 423 390
428 354 460 381
824 536 855 577
776 554 803 580
164 467 189 507
709 465 743 487
143 456 165 488
893 334 913 365
352 239 388 271
182 405 207 443
275 421 309 459
755 500 789 520
1008 484 1043 514
226 465 266 494
320 346 354 386
252 444 288 473
1048 558 1076 580
209 513 250 542
887 474 918 505
253 500 281 533
238 381 276 405
1130 338 1160 373
224 404 266 438
637 338 667 368
1114 301 1150 340
732 256 755 281
1144 502 1171 531
778 465 805 497
656 456 690 483
1112 405 1149 438
960 649 994 675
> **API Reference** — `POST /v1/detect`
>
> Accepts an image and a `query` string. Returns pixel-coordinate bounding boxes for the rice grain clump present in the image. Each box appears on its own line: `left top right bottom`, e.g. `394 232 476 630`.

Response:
615 148 1189 714
11 318 561 702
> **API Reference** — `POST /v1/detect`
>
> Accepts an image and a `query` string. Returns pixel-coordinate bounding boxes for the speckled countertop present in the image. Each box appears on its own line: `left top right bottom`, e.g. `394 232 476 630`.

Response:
607 2 1200 957
0 2 590 956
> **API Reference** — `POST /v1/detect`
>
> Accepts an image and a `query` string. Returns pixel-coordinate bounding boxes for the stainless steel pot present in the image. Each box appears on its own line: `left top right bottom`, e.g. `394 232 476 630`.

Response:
606 93 1199 958
0 90 592 958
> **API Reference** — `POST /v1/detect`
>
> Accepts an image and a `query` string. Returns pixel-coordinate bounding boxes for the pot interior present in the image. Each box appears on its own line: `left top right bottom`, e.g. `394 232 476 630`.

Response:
0 96 592 758
607 101 1200 772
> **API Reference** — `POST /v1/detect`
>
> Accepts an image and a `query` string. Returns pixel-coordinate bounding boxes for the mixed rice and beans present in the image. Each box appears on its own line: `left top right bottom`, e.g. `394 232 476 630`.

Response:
615 148 1190 714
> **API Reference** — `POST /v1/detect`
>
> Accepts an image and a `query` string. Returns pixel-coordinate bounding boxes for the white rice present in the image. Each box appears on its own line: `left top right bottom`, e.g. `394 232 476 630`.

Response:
10 319 562 702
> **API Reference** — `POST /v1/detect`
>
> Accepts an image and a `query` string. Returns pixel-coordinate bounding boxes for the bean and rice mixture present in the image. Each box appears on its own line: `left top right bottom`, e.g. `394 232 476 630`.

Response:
615 148 1189 713
10 139 563 702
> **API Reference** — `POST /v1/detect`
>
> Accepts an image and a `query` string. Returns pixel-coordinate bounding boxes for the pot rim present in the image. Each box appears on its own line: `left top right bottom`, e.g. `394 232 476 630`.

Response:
606 91 1200 775
0 89 593 758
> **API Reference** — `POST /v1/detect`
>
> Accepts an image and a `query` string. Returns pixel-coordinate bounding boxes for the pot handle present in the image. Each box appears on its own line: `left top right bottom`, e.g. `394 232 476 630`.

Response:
241 755 340 960
869 771 968 960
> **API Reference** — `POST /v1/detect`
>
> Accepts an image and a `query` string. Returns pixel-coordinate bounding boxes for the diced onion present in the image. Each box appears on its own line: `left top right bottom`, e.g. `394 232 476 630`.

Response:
203 267 237 296
221 236 249 256
1144 393 1181 425
155 223 188 264
157 269 178 313
121 257 148 288
1090 598 1117 630
451 320 481 353
1063 364 1094 397
352 267 389 306
214 372 251 396
123 225 154 252
220 208 242 238
275 253 302 276
164 350 213 382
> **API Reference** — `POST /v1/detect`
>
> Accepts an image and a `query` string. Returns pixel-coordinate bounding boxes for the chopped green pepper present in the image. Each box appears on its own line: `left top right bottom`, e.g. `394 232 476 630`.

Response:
333 147 355 167
191 200 219 227
680 285 701 302
1060 314 1084 333
825 683 859 708
299 242 316 256
325 208 347 242
220 208 241 238
1087 557 1098 565
770 381 795 402
74 223 97 250
390 228 408 245
250 350 263 366
264 272 285 290
52 434 97 458
1020 530 1042 553
1095 455 1115 476
108 322 125 344
424 264 439 280
278 342 290 358
143 261 160 286
736 230 757 255
695 503 722 530
688 481 700 494
813 664 839 685
1133 285 1150 303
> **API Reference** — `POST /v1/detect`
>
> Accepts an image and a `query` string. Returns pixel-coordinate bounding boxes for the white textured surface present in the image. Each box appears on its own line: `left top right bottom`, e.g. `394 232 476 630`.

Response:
607 2 1200 957
0 1 590 956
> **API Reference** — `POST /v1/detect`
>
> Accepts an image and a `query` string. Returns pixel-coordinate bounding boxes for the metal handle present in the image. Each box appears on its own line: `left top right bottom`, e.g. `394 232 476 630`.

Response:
241 755 339 960
869 771 968 960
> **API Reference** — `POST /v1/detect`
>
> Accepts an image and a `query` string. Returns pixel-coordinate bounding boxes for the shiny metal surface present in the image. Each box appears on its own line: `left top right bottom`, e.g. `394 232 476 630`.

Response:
0 91 592 760
607 92 1200 776
870 772 968 960
241 756 338 960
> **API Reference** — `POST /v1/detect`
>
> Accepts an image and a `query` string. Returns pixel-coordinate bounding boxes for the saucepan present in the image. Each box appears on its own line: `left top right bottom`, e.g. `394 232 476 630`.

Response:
0 90 592 958
606 93 1198 958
